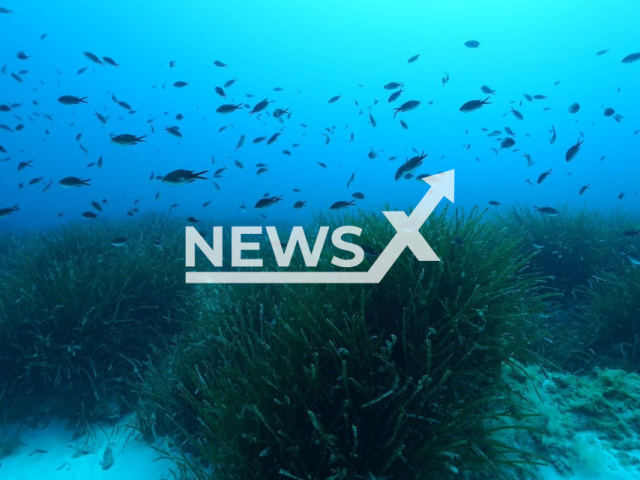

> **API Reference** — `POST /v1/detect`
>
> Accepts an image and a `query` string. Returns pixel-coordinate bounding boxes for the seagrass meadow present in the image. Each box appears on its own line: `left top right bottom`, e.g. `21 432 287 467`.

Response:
3 1 640 478
2 205 640 479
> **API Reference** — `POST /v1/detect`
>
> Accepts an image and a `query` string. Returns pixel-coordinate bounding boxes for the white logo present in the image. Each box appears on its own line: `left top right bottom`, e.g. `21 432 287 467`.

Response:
186 170 454 284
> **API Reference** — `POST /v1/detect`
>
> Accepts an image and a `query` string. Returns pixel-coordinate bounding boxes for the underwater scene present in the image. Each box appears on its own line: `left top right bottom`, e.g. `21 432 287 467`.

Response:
1 0 640 479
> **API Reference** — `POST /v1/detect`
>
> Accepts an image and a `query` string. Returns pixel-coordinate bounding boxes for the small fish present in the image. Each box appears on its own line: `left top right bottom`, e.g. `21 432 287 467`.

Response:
442 72 450 87
328 95 341 103
537 169 552 184
549 125 556 145
162 169 208 185
621 52 640 64
28 449 47 456
94 111 108 123
407 54 420 63
58 95 87 105
213 60 228 67
596 49 609 56
511 106 524 120
111 236 128 247
568 102 580 114
224 77 237 88
500 137 516 149
17 160 33 171
59 176 90 187
173 81 189 88
102 56 119 67
565 139 583 162
216 103 244 114
81 211 98 219
0 205 19 218
395 151 427 181
293 200 307 209
534 206 558 216
620 249 640 266
383 82 403 90
369 112 377 127
393 100 420 118
215 86 226 98
488 201 501 206
111 134 146 145
480 85 495 95
330 200 356 210
388 89 403 103
267 132 281 145
255 196 282 209
464 40 480 48
347 172 355 188
579 184 590 195
459 97 491 113
235 134 245 150
603 107 615 117
83 52 103 65
352 192 365 200
249 99 269 115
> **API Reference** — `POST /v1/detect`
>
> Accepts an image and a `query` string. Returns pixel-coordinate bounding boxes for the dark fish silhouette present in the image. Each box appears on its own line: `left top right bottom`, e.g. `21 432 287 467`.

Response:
162 169 208 186
83 51 103 65
460 97 491 112
58 95 87 105
621 52 640 63
565 139 583 162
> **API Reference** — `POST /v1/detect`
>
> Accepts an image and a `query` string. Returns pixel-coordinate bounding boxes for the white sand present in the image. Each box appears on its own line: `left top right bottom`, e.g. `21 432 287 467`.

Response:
0 417 178 480
2 412 638 480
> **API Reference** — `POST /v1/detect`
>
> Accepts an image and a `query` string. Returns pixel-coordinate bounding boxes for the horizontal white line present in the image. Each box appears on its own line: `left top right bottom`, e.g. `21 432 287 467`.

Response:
186 271 380 284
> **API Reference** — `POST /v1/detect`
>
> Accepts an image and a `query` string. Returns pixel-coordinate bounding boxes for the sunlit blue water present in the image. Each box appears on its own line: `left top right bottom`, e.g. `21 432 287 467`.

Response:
1 0 639 233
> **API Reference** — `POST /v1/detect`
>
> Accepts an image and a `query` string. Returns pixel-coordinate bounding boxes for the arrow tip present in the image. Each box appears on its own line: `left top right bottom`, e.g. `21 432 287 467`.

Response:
422 170 455 203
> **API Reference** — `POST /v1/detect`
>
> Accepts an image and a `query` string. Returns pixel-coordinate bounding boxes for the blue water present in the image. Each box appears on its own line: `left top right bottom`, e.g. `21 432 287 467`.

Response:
1 0 639 233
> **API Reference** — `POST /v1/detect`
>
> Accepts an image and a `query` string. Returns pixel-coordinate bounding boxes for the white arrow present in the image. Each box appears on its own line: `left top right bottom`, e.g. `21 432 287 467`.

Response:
186 170 455 284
